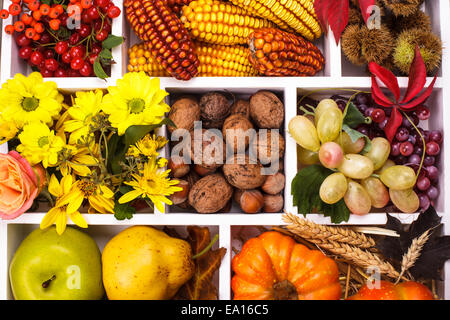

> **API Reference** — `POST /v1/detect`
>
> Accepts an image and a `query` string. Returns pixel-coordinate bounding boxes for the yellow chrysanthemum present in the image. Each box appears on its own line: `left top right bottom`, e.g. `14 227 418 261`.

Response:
63 90 103 144
0 117 18 144
16 122 65 167
76 179 115 214
126 134 168 158
102 72 170 135
40 174 87 235
0 72 63 128
118 159 182 213
59 145 99 177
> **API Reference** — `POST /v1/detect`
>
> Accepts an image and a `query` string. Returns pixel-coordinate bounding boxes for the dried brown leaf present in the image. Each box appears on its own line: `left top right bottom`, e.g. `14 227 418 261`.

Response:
174 226 226 300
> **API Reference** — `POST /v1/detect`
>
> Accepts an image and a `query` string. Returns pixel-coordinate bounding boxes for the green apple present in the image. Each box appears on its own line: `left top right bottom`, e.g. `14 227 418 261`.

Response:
9 226 104 300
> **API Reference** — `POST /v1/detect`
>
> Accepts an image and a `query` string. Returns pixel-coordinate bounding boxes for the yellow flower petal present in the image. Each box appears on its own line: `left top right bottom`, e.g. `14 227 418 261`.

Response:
48 174 61 198
40 207 59 230
118 190 143 204
55 211 67 235
69 211 88 229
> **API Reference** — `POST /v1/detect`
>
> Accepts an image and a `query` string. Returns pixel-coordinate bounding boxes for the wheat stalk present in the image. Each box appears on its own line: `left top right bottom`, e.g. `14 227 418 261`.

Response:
395 228 433 284
306 237 402 280
282 212 376 249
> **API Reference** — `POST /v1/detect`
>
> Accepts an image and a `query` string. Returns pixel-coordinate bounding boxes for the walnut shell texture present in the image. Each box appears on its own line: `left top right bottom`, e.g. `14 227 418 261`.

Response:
188 174 233 213
222 114 255 153
168 97 201 133
250 91 284 128
222 154 266 189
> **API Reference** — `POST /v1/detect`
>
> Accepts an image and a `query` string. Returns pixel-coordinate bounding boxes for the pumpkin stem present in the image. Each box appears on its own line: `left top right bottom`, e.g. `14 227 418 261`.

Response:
273 280 299 300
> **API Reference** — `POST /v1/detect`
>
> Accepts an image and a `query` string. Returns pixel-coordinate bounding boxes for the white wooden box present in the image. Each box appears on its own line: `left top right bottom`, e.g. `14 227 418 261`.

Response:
0 0 449 301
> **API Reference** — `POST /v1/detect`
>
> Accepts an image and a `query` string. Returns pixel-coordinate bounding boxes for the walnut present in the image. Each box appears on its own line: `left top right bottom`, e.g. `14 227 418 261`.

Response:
188 174 233 213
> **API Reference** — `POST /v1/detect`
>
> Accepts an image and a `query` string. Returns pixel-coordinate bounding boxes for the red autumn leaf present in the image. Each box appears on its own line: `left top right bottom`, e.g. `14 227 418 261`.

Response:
384 107 403 143
314 0 349 45
400 74 437 110
371 75 395 107
358 0 376 23
369 62 400 102
402 46 427 103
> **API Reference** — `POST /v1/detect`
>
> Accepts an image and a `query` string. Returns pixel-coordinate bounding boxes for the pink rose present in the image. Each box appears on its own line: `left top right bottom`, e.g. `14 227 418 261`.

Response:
0 151 46 220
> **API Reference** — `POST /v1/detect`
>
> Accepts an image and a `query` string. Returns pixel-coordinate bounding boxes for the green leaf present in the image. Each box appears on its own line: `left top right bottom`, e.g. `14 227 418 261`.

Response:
108 118 175 174
291 165 350 224
343 102 366 128
93 58 108 80
124 118 175 148
99 49 113 61
56 26 71 40
114 201 135 221
102 35 124 49
342 124 372 154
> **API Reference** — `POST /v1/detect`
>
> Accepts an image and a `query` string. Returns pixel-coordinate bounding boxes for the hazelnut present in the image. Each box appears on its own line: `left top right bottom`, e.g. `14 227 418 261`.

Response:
263 194 284 213
170 180 190 205
168 156 190 178
193 164 216 176
239 190 264 214
261 172 285 195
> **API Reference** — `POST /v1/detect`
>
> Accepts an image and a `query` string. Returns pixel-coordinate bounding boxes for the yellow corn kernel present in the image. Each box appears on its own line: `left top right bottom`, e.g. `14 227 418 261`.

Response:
181 0 275 45
194 41 259 77
229 0 322 40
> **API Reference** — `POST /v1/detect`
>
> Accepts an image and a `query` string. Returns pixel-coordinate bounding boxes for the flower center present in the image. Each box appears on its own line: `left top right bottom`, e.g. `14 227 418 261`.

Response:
22 97 39 112
38 136 49 148
128 98 145 114
79 180 97 197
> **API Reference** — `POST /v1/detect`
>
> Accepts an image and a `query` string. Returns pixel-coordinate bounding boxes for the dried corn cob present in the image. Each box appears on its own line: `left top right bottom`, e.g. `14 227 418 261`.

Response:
125 0 199 80
129 42 258 77
180 0 276 45
248 27 325 76
230 0 322 41
128 43 170 76
195 42 259 76
162 0 194 15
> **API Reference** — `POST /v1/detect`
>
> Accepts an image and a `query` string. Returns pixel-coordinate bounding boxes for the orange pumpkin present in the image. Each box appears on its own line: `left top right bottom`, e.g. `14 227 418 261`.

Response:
231 231 342 300
348 280 434 300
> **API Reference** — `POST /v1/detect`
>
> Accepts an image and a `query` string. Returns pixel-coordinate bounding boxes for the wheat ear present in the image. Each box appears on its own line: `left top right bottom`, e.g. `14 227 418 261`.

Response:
282 212 376 249
396 228 433 283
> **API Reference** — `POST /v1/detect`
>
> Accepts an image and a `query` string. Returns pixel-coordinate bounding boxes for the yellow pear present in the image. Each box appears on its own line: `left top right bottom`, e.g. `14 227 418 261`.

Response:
102 226 194 300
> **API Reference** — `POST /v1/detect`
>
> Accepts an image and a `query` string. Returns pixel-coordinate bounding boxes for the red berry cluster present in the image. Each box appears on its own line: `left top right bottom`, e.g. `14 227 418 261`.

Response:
2 0 121 77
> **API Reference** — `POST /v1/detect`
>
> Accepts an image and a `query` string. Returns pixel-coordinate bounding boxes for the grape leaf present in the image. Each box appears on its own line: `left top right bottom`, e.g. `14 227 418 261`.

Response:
291 165 350 224
343 102 366 128
113 201 135 220
342 124 372 154
174 226 226 300
376 206 450 280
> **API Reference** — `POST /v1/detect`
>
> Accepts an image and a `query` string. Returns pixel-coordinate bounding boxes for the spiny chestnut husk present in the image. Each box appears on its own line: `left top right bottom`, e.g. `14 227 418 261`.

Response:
248 28 325 77
125 0 199 80
342 24 394 66
381 0 424 17
387 10 432 35
393 28 442 74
